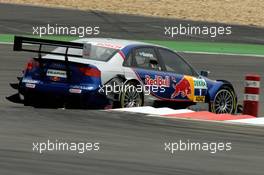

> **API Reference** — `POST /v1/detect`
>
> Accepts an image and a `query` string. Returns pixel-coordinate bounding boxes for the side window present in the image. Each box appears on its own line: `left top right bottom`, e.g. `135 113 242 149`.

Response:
158 48 195 76
133 48 161 71
123 53 133 66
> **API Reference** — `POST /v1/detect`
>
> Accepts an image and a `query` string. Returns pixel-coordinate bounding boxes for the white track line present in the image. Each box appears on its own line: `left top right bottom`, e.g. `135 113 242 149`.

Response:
226 117 264 126
111 106 264 127
111 106 194 115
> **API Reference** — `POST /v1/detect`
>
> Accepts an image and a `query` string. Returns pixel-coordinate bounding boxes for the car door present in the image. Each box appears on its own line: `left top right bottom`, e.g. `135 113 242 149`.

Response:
157 48 208 102
124 46 171 99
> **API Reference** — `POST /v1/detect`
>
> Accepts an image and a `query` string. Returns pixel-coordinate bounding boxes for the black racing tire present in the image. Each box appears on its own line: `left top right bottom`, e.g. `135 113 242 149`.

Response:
114 81 143 108
23 92 63 108
210 86 237 114
23 93 35 106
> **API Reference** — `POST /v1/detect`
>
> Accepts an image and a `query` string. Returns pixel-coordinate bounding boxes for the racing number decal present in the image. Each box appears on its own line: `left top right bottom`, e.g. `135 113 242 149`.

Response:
193 78 207 102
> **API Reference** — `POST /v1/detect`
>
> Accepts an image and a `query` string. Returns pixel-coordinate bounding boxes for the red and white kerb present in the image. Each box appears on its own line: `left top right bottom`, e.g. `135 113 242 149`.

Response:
243 74 260 117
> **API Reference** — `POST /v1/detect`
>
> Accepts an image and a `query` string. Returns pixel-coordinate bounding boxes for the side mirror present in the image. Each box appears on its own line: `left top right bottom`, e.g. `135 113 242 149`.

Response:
200 70 210 77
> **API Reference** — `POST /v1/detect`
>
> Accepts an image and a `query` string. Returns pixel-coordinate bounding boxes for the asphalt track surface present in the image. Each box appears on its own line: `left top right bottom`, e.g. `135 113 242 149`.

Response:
0 3 264 175
1 3 264 44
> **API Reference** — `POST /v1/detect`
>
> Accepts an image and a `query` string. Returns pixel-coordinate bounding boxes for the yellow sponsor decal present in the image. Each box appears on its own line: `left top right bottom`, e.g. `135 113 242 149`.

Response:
184 75 195 101
184 76 206 102
194 96 205 102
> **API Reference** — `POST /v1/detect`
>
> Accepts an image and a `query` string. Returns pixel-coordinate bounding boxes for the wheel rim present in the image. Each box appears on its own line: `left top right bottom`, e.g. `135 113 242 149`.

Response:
123 86 142 107
213 89 234 114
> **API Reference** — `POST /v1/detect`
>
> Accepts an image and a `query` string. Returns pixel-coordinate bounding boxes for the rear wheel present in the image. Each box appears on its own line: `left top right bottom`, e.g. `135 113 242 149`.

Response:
210 86 237 114
118 82 143 108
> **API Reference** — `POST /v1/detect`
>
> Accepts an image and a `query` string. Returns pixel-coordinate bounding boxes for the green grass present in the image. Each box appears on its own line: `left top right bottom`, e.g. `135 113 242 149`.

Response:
144 40 264 56
0 34 77 42
1 34 264 56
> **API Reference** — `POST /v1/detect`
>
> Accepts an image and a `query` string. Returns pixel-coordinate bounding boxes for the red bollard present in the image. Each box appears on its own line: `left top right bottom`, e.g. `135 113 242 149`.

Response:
243 74 260 117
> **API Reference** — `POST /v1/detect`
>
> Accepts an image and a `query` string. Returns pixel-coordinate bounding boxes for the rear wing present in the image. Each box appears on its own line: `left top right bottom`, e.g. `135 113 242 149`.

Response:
13 36 84 58
13 36 88 81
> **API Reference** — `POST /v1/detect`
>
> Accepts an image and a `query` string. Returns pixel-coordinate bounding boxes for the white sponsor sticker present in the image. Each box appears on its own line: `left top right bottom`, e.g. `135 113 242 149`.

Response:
46 69 67 78
26 83 36 88
69 88 82 94
194 78 207 89
22 79 39 84
71 85 94 90
95 43 122 49
245 80 260 88
139 52 154 58
244 94 259 101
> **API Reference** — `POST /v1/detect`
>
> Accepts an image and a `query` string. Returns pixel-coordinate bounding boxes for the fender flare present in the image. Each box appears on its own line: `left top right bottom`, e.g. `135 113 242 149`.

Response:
103 75 143 102
207 79 238 113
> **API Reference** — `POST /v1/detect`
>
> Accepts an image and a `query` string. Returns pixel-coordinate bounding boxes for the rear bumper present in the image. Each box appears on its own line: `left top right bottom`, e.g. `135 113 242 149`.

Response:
19 80 110 108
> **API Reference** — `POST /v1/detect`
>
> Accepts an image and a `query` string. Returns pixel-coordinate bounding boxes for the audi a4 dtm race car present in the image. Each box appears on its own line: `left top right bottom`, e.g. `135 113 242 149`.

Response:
7 36 238 114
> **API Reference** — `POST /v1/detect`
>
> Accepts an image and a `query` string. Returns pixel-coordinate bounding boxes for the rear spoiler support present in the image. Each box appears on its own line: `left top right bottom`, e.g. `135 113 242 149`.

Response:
13 36 84 81
65 47 70 81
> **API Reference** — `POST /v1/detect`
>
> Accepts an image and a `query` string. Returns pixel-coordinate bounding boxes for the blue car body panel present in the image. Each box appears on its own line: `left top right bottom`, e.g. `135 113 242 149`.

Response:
202 77 226 101
20 58 109 107
18 43 233 108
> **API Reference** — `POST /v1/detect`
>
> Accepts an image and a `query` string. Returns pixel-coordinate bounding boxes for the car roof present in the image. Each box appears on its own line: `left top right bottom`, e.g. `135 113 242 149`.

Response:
73 38 164 49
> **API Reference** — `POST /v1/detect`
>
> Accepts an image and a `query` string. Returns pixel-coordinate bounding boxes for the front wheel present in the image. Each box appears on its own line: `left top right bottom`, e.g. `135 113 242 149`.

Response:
210 86 237 114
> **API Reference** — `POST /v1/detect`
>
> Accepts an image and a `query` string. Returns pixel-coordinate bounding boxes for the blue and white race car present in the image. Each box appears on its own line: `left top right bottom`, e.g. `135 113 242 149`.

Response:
7 36 238 114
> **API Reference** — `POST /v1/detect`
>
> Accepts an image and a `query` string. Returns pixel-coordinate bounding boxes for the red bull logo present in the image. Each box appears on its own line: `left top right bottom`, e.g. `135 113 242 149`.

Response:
145 75 170 87
171 77 191 98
